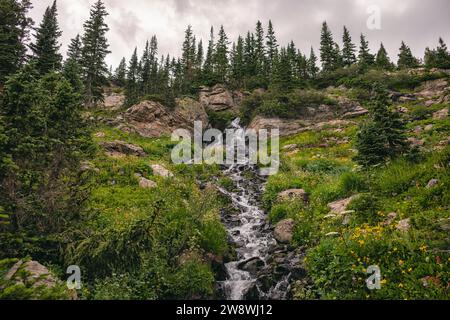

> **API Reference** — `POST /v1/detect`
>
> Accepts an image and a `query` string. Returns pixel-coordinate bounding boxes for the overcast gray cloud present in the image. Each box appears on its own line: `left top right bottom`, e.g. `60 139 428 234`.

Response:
29 0 450 68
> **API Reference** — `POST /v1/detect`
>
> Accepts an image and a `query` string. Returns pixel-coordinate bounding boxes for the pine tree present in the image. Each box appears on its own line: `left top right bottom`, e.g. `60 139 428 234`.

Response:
244 32 257 80
320 22 337 72
0 0 34 84
203 27 215 85
355 85 407 166
181 25 196 92
271 47 292 91
342 26 356 67
196 39 204 71
375 42 394 70
81 0 110 106
307 47 319 78
214 25 229 84
113 57 127 87
397 41 419 69
230 36 244 88
255 20 266 83
67 34 82 64
358 33 375 69
425 38 450 69
30 0 62 75
125 48 139 106
265 20 278 78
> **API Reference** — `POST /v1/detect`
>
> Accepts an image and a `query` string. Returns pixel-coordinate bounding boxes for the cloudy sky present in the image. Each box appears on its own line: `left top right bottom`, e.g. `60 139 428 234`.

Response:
29 0 449 68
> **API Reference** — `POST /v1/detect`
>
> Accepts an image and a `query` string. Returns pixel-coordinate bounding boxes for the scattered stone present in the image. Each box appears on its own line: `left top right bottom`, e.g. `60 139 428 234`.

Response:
383 212 398 226
433 108 449 120
151 164 174 178
277 189 309 204
396 218 411 232
408 137 425 148
274 219 295 244
421 276 441 288
328 195 358 215
80 161 99 173
137 176 157 189
397 106 409 114
426 179 439 189
424 124 434 131
101 140 146 158
94 132 105 138
414 126 422 134
282 144 298 152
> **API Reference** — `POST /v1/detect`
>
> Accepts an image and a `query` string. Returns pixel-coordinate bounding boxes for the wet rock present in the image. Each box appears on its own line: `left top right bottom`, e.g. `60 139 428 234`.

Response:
238 257 265 275
274 219 295 244
101 140 147 158
151 164 173 178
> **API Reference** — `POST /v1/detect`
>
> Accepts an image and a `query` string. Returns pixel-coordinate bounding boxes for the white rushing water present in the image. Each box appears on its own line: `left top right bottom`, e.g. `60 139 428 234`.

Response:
217 118 279 300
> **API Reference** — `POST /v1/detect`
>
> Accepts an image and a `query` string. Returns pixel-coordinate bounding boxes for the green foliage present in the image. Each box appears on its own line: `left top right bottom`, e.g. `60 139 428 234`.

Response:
29 1 62 75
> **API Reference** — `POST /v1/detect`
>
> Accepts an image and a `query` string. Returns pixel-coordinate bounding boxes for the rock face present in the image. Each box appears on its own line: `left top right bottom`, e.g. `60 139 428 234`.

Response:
151 164 173 178
247 95 366 137
102 89 125 110
278 189 309 204
101 140 147 158
417 79 449 100
274 219 295 244
117 99 209 138
199 84 243 113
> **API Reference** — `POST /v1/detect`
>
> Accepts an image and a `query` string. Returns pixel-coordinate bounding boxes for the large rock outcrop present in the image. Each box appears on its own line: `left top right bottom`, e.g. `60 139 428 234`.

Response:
116 98 209 138
199 84 244 113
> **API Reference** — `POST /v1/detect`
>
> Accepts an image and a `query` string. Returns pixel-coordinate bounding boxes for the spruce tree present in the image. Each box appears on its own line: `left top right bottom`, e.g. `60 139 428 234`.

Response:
375 42 394 70
358 33 375 69
81 0 110 106
0 0 34 84
355 85 407 166
320 22 337 72
342 26 356 67
113 57 127 87
397 41 419 69
125 48 139 106
214 26 229 84
30 0 62 75
67 34 82 64
244 32 257 82
425 38 450 69
265 20 278 78
181 25 196 92
230 36 244 88
271 47 292 91
203 27 215 85
307 47 319 78
255 20 266 83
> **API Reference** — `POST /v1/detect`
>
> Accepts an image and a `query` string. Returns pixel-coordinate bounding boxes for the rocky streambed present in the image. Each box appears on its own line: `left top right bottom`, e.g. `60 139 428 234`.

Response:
215 119 308 300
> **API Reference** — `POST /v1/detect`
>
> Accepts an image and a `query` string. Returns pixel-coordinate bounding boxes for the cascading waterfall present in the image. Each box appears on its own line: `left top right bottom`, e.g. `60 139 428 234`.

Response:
217 118 291 300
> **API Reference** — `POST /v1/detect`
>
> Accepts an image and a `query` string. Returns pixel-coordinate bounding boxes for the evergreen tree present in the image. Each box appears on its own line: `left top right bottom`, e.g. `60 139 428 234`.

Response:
230 36 244 88
244 32 257 82
67 34 82 64
214 25 229 84
307 47 319 78
272 47 292 91
342 26 356 67
196 39 204 71
203 27 215 85
113 57 127 87
397 41 419 69
358 33 375 69
355 85 407 166
375 42 394 70
0 0 34 84
255 20 266 83
30 0 62 75
81 0 110 106
320 22 337 72
181 25 196 92
0 63 92 237
265 20 278 78
424 38 450 69
125 48 139 106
